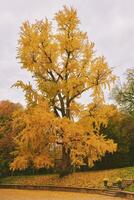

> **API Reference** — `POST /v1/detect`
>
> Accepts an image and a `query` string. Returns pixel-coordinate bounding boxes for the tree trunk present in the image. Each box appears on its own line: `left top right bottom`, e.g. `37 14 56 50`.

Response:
59 146 72 177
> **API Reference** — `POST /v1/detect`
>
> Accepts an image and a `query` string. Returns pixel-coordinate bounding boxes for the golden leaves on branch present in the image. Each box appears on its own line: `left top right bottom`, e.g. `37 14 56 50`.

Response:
10 102 56 171
11 6 117 171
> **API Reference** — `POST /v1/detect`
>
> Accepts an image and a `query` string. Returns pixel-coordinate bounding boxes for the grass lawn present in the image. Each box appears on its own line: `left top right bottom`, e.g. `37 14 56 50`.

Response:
125 184 134 192
0 166 134 189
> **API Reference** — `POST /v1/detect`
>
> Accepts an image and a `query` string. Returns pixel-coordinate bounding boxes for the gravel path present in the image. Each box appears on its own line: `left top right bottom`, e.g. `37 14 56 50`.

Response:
0 189 127 200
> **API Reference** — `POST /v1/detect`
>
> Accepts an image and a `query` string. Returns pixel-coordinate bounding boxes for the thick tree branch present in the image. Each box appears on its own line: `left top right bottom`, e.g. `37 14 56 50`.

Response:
54 106 60 117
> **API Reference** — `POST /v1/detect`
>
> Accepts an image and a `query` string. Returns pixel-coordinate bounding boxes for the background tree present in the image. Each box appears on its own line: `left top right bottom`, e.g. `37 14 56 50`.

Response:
11 6 117 174
112 69 134 116
0 100 22 176
95 107 134 169
103 68 134 169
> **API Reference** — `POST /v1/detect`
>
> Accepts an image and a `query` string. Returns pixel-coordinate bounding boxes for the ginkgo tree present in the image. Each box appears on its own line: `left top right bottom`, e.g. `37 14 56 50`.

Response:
11 6 117 174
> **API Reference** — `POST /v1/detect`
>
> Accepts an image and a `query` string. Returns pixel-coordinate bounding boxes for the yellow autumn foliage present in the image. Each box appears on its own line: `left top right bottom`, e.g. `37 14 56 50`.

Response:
11 6 117 171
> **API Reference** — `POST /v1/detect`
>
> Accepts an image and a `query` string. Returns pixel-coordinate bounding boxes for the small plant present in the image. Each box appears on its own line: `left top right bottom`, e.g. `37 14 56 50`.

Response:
116 178 123 189
103 178 109 188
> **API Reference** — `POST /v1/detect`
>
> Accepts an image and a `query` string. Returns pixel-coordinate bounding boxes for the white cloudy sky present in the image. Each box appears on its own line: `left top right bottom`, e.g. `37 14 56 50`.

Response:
0 0 134 105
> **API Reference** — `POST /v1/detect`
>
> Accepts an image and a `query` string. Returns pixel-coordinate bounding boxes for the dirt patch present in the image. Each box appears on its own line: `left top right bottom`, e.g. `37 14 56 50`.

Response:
0 189 127 200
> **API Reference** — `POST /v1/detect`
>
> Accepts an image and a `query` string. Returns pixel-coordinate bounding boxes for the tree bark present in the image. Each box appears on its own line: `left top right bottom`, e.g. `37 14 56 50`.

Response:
59 146 72 177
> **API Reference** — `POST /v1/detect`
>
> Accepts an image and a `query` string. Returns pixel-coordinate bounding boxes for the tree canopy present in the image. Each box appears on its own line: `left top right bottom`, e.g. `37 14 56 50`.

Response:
0 100 22 175
11 6 117 173
112 69 134 116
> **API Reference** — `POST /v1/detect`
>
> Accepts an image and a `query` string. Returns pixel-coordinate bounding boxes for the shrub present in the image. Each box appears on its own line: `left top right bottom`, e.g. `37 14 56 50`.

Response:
116 178 123 189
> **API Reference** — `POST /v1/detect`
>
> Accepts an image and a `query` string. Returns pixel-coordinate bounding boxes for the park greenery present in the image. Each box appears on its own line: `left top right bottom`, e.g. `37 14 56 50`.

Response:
0 6 134 179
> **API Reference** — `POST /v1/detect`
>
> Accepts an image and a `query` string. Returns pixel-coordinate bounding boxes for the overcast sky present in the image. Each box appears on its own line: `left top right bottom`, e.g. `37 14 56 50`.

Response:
0 0 134 105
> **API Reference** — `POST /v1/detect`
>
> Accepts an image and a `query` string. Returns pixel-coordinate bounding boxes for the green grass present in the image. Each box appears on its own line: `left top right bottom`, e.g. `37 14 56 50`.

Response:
0 166 134 189
125 184 134 192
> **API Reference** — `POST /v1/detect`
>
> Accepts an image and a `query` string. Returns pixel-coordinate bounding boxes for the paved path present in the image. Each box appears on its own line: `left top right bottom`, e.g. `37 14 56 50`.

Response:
0 189 127 200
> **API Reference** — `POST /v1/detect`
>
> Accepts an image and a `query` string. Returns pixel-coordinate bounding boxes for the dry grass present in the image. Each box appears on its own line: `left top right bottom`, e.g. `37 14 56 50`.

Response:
1 167 134 188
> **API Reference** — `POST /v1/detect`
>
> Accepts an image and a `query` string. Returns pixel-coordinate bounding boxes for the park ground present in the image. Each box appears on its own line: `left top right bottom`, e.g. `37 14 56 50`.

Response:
1 166 134 191
0 189 128 200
